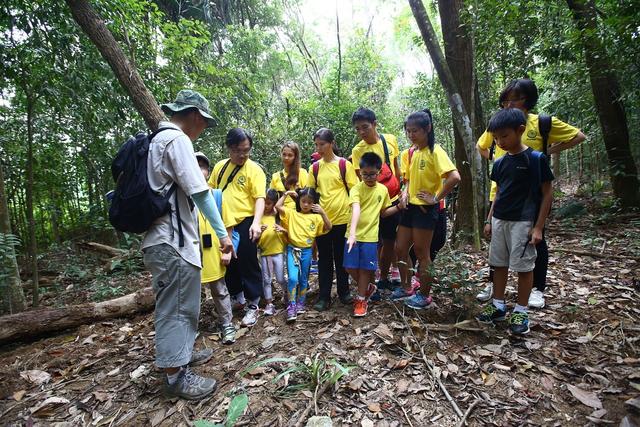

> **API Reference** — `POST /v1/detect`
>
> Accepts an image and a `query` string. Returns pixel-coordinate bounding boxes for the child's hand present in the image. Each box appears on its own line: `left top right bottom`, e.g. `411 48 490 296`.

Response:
261 224 267 232
529 227 543 245
274 224 287 233
346 235 356 253
398 191 409 209
311 204 324 214
483 223 492 238
417 191 437 205
285 190 298 198
221 251 232 266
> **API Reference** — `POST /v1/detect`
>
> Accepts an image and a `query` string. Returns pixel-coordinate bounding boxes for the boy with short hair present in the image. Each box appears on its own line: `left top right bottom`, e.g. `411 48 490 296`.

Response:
476 108 554 335
344 152 400 317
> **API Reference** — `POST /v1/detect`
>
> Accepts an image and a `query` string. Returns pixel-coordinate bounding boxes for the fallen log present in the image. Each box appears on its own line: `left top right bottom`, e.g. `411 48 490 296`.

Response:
78 241 128 257
0 287 154 345
550 247 640 261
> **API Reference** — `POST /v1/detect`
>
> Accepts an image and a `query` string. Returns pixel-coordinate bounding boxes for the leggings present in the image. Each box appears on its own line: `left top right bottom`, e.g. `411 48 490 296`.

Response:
316 223 350 301
260 253 286 301
286 246 312 303
225 216 263 305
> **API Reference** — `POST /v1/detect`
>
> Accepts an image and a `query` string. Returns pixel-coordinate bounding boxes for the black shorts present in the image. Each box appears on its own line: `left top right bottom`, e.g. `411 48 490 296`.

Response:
399 204 439 230
379 200 400 240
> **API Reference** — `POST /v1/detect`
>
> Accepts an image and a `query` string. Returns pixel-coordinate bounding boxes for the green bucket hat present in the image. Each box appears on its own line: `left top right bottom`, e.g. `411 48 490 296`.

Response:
161 89 216 128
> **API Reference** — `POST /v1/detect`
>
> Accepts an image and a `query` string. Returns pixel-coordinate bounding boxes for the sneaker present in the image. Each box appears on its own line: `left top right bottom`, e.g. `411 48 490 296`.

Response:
475 304 507 324
390 286 416 301
296 301 306 314
313 299 330 311
263 303 276 316
189 348 213 367
476 283 493 302
365 283 378 300
339 293 353 305
165 368 217 400
509 311 530 335
528 289 545 309
241 305 259 327
390 267 401 283
410 275 421 290
404 292 433 309
376 278 394 291
220 324 236 344
353 298 368 317
286 302 297 322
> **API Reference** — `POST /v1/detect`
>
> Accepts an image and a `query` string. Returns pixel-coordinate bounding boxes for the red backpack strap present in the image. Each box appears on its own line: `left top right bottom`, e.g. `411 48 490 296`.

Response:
408 146 416 166
339 158 349 194
312 161 320 186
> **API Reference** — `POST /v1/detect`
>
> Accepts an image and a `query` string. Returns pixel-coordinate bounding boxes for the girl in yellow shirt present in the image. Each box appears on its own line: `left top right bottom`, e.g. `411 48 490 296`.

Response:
276 188 331 322
393 110 461 310
258 189 287 315
269 142 308 210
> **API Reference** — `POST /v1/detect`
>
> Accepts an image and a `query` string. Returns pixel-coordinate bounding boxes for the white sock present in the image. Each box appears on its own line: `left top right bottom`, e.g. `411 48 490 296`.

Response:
492 299 506 311
513 304 527 314
356 294 365 300
167 368 183 385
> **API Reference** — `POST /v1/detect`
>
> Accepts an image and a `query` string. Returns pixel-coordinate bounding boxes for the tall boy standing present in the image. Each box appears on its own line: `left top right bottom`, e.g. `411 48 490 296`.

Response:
476 108 554 335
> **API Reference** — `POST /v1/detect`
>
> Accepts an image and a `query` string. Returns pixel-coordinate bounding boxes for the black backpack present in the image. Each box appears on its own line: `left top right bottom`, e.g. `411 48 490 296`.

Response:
108 128 181 237
489 114 552 160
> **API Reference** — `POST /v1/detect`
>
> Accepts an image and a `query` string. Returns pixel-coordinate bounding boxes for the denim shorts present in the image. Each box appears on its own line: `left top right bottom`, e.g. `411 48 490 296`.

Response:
343 241 378 271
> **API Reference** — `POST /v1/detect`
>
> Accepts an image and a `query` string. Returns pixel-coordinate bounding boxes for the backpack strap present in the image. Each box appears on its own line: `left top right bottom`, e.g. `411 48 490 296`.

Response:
173 189 184 247
312 161 320 186
538 114 552 155
529 150 543 191
279 170 287 190
338 158 349 194
489 140 496 161
379 134 391 166
216 160 241 192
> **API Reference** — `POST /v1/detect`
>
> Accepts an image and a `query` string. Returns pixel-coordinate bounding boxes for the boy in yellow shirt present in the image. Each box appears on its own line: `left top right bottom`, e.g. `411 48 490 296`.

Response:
345 153 400 317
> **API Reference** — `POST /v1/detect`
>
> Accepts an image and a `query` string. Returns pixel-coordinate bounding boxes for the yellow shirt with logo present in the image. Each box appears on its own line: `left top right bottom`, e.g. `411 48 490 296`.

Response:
400 148 410 181
347 181 391 243
351 133 400 202
208 158 266 228
198 210 225 283
407 144 456 205
307 159 359 226
281 207 327 248
258 214 286 256
269 168 309 210
477 113 580 200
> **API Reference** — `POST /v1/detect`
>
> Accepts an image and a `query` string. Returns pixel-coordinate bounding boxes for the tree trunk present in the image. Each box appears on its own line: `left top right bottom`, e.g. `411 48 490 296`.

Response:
65 0 165 131
408 0 481 249
25 95 39 307
0 164 26 314
438 0 484 245
566 0 640 208
0 287 154 345
552 152 561 178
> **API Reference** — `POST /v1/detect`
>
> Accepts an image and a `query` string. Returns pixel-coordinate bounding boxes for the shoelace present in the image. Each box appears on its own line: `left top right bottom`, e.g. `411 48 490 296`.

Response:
483 305 499 315
183 369 206 387
510 312 528 325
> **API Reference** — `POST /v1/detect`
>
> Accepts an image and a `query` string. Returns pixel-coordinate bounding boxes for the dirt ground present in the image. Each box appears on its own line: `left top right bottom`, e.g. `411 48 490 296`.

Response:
1 189 639 426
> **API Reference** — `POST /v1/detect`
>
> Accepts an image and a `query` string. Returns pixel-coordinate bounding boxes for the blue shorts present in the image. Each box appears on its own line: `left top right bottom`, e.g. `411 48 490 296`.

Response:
343 241 378 271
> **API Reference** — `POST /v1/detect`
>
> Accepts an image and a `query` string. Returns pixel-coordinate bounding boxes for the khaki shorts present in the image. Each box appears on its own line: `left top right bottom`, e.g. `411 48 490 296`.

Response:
489 218 537 272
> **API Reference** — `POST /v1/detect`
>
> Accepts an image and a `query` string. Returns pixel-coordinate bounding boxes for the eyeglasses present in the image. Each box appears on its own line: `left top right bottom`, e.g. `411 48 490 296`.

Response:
354 123 372 133
501 97 526 108
230 146 252 156
361 171 379 179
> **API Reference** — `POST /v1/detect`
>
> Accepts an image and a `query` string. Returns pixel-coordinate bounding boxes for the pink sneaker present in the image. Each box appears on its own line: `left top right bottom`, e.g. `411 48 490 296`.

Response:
411 275 421 291
390 267 401 282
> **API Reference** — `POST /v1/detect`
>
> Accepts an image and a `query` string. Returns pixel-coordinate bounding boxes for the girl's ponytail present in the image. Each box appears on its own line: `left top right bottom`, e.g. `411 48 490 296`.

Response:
422 108 435 152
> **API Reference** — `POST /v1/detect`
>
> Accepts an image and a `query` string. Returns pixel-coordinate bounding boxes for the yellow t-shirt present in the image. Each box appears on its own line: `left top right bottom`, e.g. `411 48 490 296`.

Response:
198 210 225 283
258 214 286 256
281 207 327 248
477 113 580 200
208 158 266 228
269 168 309 210
407 144 456 205
351 133 400 202
347 182 391 242
307 158 359 225
400 148 410 181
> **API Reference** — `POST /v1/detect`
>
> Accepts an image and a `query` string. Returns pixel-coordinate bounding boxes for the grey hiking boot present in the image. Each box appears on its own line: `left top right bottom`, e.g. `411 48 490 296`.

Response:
221 324 236 345
164 368 217 400
189 348 214 367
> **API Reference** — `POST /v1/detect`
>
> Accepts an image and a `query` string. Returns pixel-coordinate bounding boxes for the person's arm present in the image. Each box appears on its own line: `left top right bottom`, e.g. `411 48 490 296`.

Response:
478 146 490 159
393 156 401 181
312 204 332 233
381 205 400 218
249 198 265 242
547 131 586 155
530 181 553 245
275 191 295 216
484 193 496 238
416 170 461 204
191 190 233 254
346 202 360 252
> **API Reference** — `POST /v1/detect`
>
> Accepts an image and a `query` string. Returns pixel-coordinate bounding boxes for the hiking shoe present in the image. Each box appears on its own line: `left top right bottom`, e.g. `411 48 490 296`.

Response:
220 324 236 345
476 283 493 302
164 368 217 401
365 283 377 301
528 289 545 309
390 286 415 301
476 304 507 324
390 267 401 283
509 312 530 335
263 303 276 316
313 299 330 311
404 292 433 309
353 298 368 317
189 348 213 367
339 293 354 305
296 301 307 314
376 278 394 291
241 305 259 327
310 260 318 274
286 302 297 322
411 275 421 290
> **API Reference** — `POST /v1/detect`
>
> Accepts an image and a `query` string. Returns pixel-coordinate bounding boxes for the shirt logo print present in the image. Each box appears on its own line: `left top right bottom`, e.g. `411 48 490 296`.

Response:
237 175 246 186
527 130 537 139
309 223 316 231
419 159 426 169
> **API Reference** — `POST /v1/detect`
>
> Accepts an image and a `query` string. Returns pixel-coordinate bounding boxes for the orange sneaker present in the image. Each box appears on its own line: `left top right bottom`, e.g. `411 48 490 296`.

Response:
353 298 368 317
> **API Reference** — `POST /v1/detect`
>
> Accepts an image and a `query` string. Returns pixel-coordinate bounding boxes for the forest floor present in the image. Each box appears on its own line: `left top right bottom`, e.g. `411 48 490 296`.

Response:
1 183 639 427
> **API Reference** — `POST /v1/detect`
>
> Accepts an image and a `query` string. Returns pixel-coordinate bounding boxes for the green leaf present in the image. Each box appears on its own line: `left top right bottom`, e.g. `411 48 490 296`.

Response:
587 297 598 305
193 421 221 427
225 393 248 427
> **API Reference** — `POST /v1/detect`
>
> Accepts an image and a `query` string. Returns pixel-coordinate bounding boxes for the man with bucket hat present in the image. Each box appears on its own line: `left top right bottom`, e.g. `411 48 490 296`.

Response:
142 89 233 400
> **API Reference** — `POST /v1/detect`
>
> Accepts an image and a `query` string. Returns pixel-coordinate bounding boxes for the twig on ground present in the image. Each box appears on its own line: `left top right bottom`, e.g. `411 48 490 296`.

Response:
455 399 480 427
550 247 640 261
391 396 415 427
294 381 332 427
390 302 464 419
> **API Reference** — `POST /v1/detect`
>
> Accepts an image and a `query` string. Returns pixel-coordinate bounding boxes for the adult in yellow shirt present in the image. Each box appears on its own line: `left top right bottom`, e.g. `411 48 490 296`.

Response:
351 107 402 291
394 110 461 310
208 128 266 327
475 79 586 308
269 141 309 210
308 128 359 311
